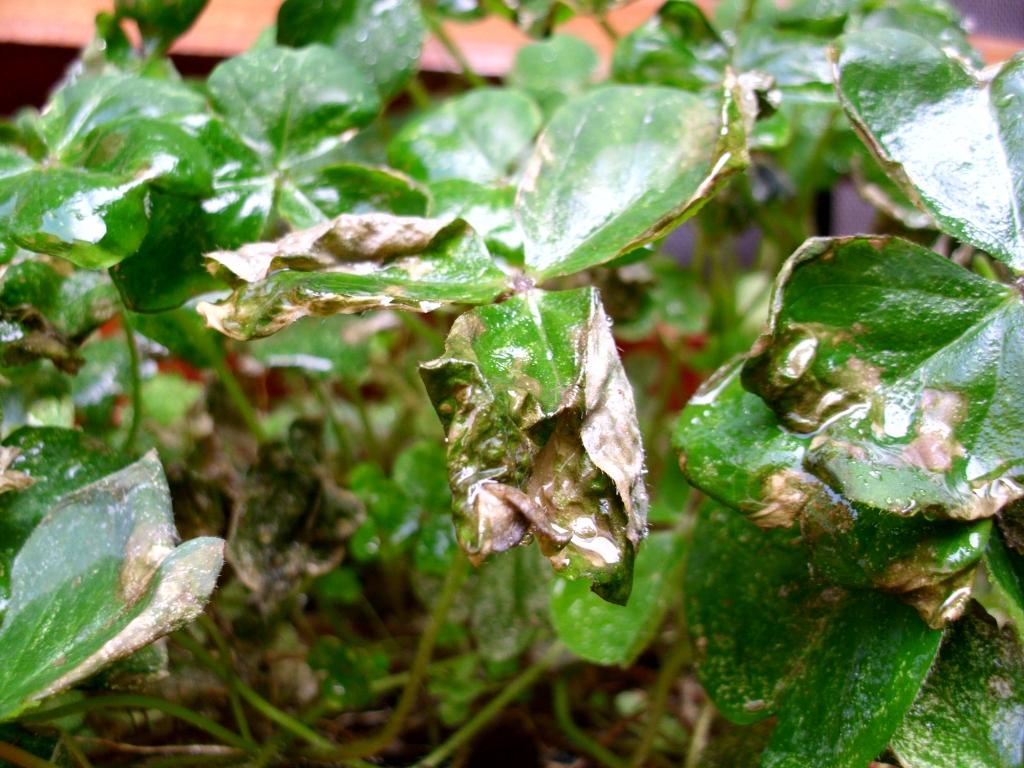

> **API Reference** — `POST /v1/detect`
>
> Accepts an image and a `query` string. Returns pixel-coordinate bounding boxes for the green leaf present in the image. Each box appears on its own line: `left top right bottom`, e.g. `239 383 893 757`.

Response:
246 315 373 381
277 0 426 100
550 529 685 665
389 89 542 185
299 163 429 218
510 35 598 116
834 30 1024 270
687 504 942 765
420 287 648 604
975 532 1024 645
612 0 728 91
742 236 1024 522
470 544 550 662
115 0 209 52
198 214 507 340
891 609 1024 768
516 84 749 280
0 427 132 608
429 180 522 264
127 303 224 368
0 452 223 720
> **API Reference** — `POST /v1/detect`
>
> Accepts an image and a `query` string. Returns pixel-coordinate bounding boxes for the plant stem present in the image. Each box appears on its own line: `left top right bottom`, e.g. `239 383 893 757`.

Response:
21 695 253 755
416 643 563 768
198 615 254 744
58 732 94 768
173 632 333 753
682 701 714 768
406 76 433 110
210 351 267 444
597 14 619 41
313 379 354 466
325 555 471 760
0 742 55 768
629 638 690 768
121 319 142 454
425 11 487 88
552 677 627 768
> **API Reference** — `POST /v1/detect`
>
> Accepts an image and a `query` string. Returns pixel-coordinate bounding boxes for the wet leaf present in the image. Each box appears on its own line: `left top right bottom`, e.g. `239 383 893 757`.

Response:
975 532 1024 645
550 529 685 665
687 504 942 765
300 164 429 218
510 35 598 116
388 89 542 185
277 0 426 100
742 236 1024 522
470 545 549 662
891 609 1024 768
516 83 749 280
833 30 1024 270
420 287 647 604
429 180 522 264
198 213 507 340
0 452 223 720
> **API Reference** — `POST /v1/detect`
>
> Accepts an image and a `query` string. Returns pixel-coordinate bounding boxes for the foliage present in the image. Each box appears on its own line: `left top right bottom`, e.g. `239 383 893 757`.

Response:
0 0 1021 765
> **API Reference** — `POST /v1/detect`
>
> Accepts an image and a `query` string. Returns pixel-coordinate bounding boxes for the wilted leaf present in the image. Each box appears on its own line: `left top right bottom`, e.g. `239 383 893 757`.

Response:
198 213 507 340
0 452 223 720
834 30 1024 270
420 287 647 604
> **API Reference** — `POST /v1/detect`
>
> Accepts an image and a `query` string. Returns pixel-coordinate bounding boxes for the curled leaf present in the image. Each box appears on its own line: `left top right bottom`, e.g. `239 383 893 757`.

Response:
198 213 507 340
420 287 647 604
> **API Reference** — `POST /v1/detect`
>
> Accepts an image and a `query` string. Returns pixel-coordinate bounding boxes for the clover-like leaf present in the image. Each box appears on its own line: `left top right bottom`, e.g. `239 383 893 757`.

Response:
115 0 209 54
0 450 223 720
510 35 598 116
198 213 507 339
420 287 647 604
834 30 1024 270
388 89 542 185
687 504 942 766
429 180 522 264
277 0 426 100
891 609 1024 768
516 83 749 281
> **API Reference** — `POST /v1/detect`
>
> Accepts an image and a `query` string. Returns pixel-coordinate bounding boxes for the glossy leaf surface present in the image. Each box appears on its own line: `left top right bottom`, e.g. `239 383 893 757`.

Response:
687 504 942 765
420 287 647 603
199 213 507 339
516 84 748 280
388 89 542 185
0 453 223 720
834 30 1024 270
891 610 1024 768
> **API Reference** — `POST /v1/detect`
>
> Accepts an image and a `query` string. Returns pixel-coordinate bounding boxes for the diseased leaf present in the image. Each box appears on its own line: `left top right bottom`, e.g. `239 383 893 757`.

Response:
277 0 426 100
516 83 749 280
0 452 223 720
891 609 1024 768
198 213 507 340
687 504 942 765
388 89 542 185
743 236 1024 522
550 529 685 665
420 287 647 604
833 30 1024 270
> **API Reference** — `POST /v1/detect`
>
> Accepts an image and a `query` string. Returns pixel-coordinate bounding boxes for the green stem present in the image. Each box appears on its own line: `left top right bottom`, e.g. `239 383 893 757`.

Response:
416 643 563 768
210 351 267 444
340 380 382 465
405 76 433 110
312 379 354 467
0 742 55 768
552 678 627 768
121 320 143 454
397 310 445 349
58 732 94 768
629 638 690 768
21 695 253 755
198 615 254 745
682 701 714 768
173 633 334 753
324 555 471 759
425 11 487 88
597 14 619 41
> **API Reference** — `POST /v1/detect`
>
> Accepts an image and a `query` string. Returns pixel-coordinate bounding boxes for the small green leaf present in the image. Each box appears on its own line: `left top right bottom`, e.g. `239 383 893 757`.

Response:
550 529 685 665
198 214 507 340
388 89 542 185
277 0 426 100
0 452 223 720
510 35 598 116
470 545 550 662
115 0 209 52
516 84 749 280
891 609 1024 768
834 30 1024 270
420 287 648 604
429 180 522 263
246 315 373 381
687 504 942 765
